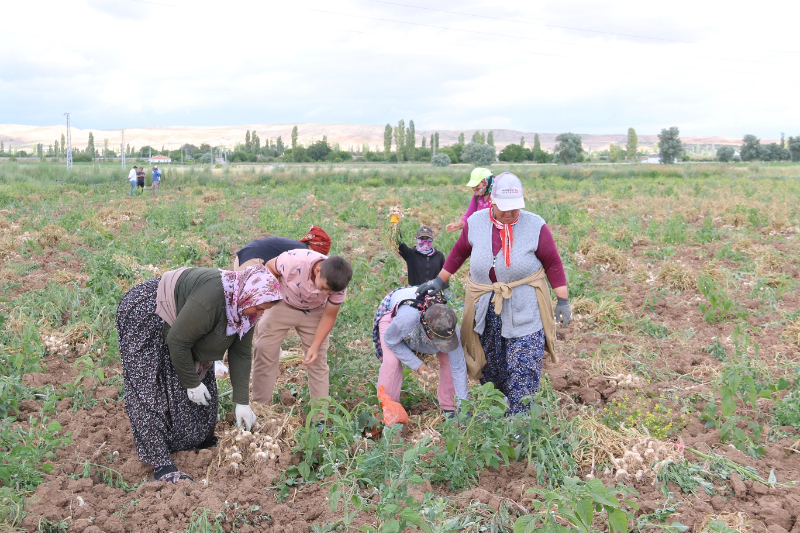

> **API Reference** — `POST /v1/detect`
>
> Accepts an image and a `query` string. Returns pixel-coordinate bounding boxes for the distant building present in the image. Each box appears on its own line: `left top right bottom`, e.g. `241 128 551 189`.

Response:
149 155 171 164
642 154 678 164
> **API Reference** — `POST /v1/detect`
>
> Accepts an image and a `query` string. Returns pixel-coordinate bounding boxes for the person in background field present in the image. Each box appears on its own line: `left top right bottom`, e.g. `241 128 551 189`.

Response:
116 265 282 483
250 250 353 407
390 224 445 286
233 226 332 271
136 166 146 193
128 166 138 197
417 172 571 415
372 287 468 415
445 168 494 233
151 166 162 196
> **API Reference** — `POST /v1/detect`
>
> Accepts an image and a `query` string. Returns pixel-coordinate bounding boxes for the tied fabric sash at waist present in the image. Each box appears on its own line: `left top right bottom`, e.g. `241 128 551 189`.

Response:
460 268 557 379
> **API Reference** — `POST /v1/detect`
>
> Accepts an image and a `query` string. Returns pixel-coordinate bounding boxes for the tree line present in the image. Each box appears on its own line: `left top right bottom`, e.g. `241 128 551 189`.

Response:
4 125 799 166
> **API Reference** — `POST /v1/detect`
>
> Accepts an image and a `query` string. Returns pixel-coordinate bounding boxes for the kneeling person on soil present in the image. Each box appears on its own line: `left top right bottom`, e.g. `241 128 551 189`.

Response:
251 250 353 405
373 287 468 414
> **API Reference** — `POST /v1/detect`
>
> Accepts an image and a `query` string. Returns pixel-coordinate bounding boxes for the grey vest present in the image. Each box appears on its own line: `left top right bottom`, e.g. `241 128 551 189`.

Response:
468 209 546 338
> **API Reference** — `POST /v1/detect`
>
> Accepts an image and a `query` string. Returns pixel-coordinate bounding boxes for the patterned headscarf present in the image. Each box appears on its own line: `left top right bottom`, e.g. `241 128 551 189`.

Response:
474 175 494 198
489 205 520 268
219 264 282 339
415 237 435 256
299 225 332 255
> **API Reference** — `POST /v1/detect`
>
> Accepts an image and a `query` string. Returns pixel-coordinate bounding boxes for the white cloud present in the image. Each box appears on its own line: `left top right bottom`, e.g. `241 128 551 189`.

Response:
0 0 798 137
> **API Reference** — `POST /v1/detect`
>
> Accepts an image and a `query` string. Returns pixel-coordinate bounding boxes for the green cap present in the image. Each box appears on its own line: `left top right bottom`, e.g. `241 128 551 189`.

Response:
466 167 493 187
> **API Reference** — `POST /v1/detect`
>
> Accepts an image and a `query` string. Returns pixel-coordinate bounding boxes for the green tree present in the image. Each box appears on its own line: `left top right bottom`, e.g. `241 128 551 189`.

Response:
306 140 332 161
608 143 619 162
626 127 638 160
498 143 526 162
657 127 683 164
520 136 525 148
406 120 416 161
384 124 393 161
60 134 65 156
53 139 59 158
103 138 109 159
471 131 480 143
429 133 434 153
740 134 760 161
431 153 451 166
421 136 426 149
461 142 496 166
394 119 406 163
487 131 494 146
253 131 260 155
458 132 465 145
87 132 95 161
245 130 251 153
554 132 584 164
788 136 800 162
1 141 4 154
716 146 735 162
291 126 298 162
532 134 541 160
276 136 285 156
435 132 440 150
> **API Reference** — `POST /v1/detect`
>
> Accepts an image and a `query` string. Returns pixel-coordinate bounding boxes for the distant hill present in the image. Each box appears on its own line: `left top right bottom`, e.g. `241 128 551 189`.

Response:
0 123 771 154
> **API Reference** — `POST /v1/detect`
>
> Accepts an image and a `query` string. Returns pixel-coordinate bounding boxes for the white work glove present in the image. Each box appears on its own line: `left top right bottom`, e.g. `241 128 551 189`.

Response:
235 404 256 431
186 383 211 406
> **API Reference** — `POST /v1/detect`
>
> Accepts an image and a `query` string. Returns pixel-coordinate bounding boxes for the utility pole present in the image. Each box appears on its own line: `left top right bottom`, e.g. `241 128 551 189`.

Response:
121 130 126 169
64 112 73 170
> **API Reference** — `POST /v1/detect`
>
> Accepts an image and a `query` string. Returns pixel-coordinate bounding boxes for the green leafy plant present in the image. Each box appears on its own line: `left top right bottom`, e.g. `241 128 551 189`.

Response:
0 416 72 493
430 383 515 490
700 329 790 457
697 275 738 324
514 477 638 533
185 507 224 533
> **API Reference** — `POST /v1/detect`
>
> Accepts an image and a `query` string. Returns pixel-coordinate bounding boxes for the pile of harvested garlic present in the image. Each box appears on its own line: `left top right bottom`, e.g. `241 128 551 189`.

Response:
42 334 70 356
591 438 678 483
222 428 281 471
609 373 640 388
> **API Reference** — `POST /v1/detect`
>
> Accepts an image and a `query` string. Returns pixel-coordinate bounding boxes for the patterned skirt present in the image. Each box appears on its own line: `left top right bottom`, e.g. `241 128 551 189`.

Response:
479 304 545 416
116 278 217 467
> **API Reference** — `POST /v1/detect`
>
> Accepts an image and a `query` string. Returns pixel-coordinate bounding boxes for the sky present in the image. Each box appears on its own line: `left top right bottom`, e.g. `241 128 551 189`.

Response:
1 0 798 137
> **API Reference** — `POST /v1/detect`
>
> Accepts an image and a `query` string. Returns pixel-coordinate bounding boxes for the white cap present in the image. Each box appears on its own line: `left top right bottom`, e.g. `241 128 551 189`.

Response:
491 172 525 211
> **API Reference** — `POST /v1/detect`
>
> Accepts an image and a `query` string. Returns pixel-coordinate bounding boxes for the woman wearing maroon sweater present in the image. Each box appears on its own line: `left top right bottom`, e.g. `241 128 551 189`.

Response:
417 172 571 414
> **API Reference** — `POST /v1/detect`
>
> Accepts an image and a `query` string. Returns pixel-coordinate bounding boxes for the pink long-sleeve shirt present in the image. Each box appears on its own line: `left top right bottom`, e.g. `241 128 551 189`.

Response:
443 220 567 287
460 194 493 223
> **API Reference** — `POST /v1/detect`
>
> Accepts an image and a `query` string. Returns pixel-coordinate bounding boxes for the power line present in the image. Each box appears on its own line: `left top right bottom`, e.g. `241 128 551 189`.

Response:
362 0 800 55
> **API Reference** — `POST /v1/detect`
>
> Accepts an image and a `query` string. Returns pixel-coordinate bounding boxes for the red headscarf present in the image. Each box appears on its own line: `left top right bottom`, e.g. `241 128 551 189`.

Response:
299 225 332 255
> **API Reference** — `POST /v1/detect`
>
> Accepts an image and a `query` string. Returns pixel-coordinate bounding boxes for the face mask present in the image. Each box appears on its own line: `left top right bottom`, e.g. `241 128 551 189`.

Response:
416 238 433 254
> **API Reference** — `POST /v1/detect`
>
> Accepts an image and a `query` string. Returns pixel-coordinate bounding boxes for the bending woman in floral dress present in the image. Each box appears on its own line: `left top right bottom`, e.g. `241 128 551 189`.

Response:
116 265 281 482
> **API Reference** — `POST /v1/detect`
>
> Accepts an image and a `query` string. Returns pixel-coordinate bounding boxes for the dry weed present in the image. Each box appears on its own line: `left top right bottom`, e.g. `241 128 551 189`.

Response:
585 243 628 272
571 296 625 324
589 346 629 377
37 224 69 247
696 511 762 533
783 319 800 346
200 190 224 204
628 263 652 283
657 261 696 291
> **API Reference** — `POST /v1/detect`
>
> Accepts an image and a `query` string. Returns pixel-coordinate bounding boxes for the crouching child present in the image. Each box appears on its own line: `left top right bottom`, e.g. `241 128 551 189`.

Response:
250 250 353 405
